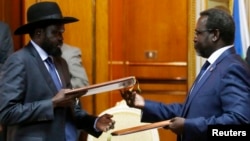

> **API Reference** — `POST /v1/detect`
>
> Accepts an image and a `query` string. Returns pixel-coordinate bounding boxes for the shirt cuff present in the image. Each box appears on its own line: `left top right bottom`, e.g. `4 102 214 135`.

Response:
94 117 101 132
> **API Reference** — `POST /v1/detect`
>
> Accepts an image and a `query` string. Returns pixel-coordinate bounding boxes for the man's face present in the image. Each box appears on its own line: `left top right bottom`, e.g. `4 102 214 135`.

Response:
193 16 213 58
40 24 64 57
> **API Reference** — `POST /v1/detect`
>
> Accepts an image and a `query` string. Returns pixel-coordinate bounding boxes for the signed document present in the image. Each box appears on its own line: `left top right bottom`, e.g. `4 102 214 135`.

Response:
65 76 136 97
111 120 170 136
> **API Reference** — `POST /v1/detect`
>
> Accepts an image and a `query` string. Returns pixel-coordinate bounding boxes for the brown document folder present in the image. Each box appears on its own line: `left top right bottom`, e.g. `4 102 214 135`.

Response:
111 120 170 136
65 76 136 97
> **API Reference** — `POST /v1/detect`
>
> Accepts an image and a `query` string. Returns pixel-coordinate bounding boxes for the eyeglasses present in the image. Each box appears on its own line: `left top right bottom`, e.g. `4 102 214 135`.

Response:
194 29 213 36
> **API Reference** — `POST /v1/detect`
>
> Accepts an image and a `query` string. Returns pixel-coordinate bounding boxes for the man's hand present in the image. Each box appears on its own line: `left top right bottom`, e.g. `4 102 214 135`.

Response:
168 117 185 135
120 90 145 109
52 89 82 108
95 113 115 132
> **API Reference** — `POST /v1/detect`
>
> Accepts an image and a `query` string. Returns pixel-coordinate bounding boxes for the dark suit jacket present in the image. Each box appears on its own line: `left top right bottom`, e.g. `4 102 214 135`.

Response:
0 21 14 70
0 42 101 141
141 47 250 141
0 21 14 141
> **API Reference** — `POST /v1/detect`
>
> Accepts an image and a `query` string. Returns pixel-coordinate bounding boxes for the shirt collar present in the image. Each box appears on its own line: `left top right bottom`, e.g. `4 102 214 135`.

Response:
30 40 49 61
207 45 233 64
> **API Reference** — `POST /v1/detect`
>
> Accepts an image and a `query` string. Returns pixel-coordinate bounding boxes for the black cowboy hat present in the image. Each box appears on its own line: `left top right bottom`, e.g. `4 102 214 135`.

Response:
14 1 79 35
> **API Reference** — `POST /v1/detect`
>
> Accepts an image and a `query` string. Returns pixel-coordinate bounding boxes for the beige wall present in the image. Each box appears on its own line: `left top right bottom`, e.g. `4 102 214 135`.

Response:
245 0 250 36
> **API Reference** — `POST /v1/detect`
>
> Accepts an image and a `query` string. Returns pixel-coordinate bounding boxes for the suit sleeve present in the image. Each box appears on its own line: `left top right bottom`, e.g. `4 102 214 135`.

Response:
74 104 102 137
141 100 183 122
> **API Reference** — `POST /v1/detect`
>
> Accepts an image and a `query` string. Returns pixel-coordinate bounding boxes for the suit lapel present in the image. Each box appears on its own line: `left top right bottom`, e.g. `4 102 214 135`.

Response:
181 47 236 116
181 66 214 116
53 57 67 88
26 43 59 93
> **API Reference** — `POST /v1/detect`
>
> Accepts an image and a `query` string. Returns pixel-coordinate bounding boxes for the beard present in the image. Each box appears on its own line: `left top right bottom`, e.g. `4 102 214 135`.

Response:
194 44 213 58
41 38 62 57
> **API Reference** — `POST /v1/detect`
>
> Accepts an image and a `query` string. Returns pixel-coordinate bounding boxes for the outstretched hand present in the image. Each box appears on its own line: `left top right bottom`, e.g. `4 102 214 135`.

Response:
120 89 145 109
96 113 115 132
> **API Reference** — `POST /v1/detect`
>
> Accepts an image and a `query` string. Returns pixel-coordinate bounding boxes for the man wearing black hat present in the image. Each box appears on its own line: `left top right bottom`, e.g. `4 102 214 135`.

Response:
0 2 115 141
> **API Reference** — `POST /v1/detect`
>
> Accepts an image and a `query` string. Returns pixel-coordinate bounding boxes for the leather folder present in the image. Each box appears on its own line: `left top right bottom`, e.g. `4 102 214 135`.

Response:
111 120 170 136
65 76 136 97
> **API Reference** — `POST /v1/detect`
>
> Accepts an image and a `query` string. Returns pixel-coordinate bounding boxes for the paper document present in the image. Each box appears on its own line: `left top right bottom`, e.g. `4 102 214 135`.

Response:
65 76 136 97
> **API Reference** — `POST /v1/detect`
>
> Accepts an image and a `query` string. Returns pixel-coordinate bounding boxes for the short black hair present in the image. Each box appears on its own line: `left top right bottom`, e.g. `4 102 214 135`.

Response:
200 8 235 45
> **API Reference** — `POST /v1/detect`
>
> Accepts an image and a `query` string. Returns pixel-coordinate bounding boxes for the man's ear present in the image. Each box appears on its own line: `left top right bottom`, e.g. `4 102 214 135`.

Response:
212 29 220 42
32 28 44 45
34 28 43 36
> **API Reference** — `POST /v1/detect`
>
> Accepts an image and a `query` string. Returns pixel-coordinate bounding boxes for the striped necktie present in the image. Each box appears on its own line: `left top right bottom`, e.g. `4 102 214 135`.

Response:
45 57 62 90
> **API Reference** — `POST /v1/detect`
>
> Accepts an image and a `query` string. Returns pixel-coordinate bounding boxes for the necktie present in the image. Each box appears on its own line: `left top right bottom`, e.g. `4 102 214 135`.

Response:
189 60 210 94
45 57 77 141
197 60 210 82
45 57 62 91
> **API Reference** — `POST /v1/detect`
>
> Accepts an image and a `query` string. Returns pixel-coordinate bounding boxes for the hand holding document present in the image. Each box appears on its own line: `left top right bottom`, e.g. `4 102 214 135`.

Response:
111 120 171 136
65 76 136 97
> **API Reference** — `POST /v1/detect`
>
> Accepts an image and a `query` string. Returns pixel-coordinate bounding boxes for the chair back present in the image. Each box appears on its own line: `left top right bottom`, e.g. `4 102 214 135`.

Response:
87 100 160 141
